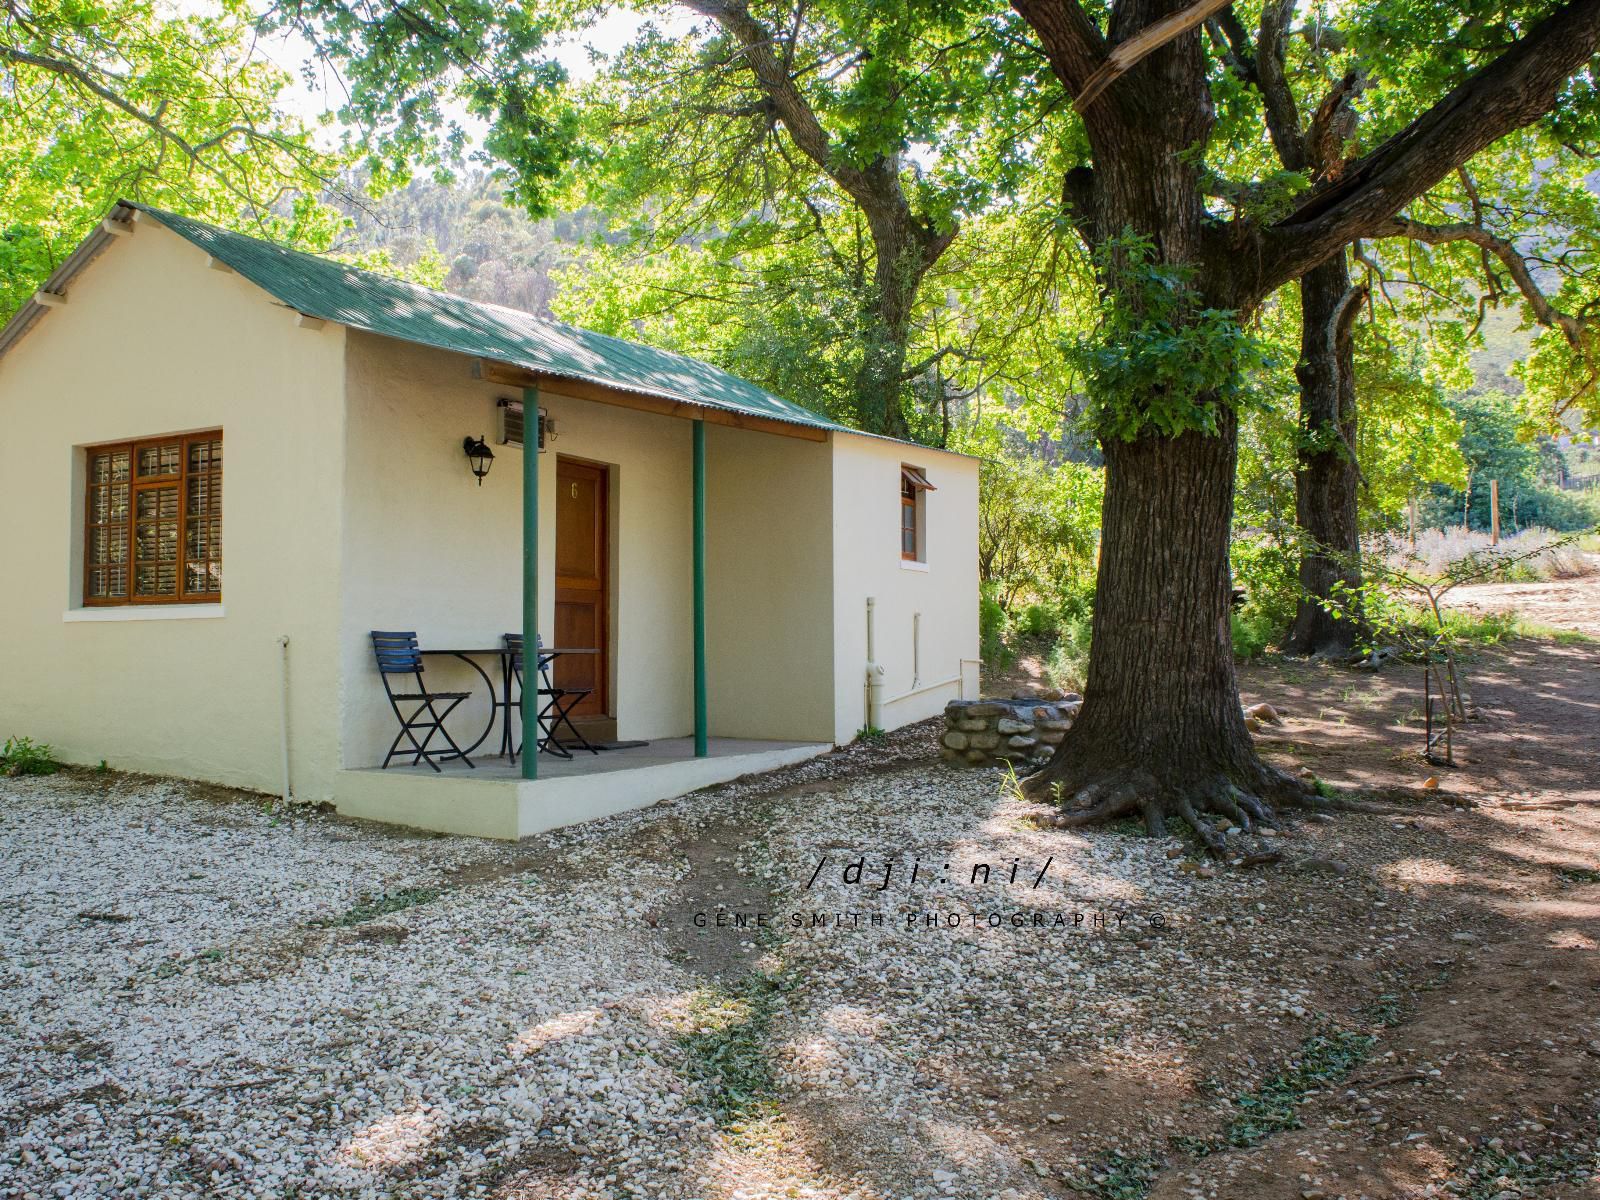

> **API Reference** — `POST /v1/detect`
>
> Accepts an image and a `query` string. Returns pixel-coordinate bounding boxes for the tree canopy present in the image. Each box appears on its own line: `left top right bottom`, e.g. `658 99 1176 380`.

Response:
0 0 356 316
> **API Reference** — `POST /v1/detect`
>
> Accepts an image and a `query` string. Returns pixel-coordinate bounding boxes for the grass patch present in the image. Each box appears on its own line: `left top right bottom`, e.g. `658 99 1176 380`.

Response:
678 972 783 1135
1518 621 1596 645
314 887 440 928
1064 1151 1162 1199
1451 1146 1599 1200
1360 992 1410 1027
1221 1029 1374 1147
1177 1028 1375 1157
1436 608 1523 647
1430 610 1595 648
1556 865 1600 884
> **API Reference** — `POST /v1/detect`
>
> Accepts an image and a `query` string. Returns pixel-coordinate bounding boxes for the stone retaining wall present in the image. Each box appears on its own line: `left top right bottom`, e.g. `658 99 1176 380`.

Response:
940 696 1081 768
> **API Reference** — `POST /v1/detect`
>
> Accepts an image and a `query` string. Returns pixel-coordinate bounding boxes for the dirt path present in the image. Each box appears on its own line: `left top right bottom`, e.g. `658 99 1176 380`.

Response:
1125 640 1600 1199
643 632 1599 1199
1446 576 1600 639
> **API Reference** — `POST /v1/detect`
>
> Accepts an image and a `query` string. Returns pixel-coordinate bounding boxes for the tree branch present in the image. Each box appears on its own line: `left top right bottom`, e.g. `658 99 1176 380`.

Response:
677 0 952 265
1381 214 1589 346
678 0 867 197
1250 0 1306 167
1073 0 1234 112
1249 0 1600 298
1008 0 1107 101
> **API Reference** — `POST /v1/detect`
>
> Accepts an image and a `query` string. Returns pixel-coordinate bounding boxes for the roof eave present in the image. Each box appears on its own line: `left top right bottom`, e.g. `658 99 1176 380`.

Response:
472 355 836 443
0 203 138 364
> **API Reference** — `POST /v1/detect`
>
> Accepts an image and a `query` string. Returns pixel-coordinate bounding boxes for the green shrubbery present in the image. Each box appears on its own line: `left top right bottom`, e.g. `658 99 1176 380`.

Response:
1419 392 1600 534
1 736 57 777
987 563 1278 691
979 583 1010 667
1041 594 1095 692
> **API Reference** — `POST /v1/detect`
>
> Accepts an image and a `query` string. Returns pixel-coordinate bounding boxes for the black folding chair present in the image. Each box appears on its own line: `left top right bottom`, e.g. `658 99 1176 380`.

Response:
371 631 474 771
504 633 601 761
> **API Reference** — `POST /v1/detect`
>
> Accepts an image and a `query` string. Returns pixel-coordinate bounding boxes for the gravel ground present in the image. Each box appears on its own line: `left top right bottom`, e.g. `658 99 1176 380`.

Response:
0 734 1230 1200
3 653 1597 1200
1 772 713 1199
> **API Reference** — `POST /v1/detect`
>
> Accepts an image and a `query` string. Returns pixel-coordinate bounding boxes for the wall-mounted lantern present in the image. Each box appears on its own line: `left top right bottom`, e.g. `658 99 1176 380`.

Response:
462 435 495 486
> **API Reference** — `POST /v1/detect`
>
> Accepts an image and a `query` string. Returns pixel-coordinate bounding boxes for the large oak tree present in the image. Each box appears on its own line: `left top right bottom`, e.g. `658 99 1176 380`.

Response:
1209 7 1600 658
1007 0 1600 843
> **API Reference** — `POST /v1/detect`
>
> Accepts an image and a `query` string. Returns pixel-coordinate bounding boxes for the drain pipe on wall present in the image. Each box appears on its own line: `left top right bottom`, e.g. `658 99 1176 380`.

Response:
863 597 885 732
278 635 294 805
875 608 980 713
911 611 921 688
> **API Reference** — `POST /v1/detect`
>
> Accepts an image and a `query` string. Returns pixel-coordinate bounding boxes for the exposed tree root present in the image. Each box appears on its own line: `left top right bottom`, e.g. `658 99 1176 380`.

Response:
1024 755 1348 858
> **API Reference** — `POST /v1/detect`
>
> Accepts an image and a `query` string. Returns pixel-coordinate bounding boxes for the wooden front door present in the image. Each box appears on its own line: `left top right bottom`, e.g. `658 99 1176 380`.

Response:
554 457 609 717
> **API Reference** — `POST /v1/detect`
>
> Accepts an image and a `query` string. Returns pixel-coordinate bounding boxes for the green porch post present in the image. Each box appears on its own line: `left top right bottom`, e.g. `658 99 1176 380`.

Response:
693 419 708 757
521 385 539 780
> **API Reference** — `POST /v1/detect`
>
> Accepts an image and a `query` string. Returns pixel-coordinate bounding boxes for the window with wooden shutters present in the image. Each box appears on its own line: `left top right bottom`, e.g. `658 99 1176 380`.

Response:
83 431 222 605
900 465 934 562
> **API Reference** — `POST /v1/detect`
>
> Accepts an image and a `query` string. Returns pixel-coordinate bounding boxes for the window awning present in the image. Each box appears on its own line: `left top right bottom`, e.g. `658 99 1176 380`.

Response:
901 466 937 492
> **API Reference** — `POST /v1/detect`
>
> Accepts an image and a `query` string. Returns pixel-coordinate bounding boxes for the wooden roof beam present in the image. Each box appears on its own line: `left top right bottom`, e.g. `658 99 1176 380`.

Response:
474 359 829 443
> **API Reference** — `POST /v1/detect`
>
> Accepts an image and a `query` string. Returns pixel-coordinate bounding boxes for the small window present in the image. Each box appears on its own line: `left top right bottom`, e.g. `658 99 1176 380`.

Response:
901 465 934 562
84 431 222 605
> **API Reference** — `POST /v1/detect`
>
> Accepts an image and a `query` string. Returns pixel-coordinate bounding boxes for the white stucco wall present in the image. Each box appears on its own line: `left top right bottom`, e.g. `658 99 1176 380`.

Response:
0 214 982 805
829 434 980 742
338 333 696 766
703 424 834 742
0 215 348 797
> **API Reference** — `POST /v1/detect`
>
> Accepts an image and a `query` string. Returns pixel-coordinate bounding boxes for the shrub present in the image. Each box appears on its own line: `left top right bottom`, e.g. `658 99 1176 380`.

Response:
1 736 57 777
1231 610 1275 661
1044 608 1095 693
961 419 1103 614
1231 530 1299 621
979 583 1010 667
1011 602 1058 641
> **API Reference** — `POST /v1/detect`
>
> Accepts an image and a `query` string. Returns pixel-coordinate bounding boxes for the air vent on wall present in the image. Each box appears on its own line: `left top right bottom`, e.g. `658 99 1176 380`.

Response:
496 398 548 451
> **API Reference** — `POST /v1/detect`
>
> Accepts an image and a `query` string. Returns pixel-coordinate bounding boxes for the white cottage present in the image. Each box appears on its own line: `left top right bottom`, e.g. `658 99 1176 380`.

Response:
0 204 979 838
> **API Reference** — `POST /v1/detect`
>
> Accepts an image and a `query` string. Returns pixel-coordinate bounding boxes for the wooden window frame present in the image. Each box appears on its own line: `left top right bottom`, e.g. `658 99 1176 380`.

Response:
901 478 919 561
82 429 223 607
901 464 933 562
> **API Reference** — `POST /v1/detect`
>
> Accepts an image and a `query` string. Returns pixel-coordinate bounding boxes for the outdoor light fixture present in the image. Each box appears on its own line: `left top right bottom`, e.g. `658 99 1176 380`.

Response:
462 435 495 485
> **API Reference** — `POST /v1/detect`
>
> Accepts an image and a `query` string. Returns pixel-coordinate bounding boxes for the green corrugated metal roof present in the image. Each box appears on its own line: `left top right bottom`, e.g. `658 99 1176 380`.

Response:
131 204 853 436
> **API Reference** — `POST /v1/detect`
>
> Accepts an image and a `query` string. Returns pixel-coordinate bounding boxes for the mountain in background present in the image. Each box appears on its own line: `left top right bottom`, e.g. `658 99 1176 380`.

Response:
334 174 612 318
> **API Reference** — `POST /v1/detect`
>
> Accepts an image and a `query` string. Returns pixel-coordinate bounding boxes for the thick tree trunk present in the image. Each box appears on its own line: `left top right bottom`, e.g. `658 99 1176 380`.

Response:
1285 254 1366 656
1024 410 1312 847
1021 16 1318 844
851 209 945 440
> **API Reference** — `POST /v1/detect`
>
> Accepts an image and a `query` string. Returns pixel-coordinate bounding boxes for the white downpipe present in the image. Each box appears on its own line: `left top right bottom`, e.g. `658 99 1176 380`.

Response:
277 635 293 805
911 611 921 688
869 604 981 722
863 597 885 732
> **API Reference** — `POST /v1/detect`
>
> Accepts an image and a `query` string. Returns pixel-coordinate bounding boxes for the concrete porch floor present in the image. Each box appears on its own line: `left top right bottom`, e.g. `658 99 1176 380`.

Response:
379 737 815 780
334 737 831 840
